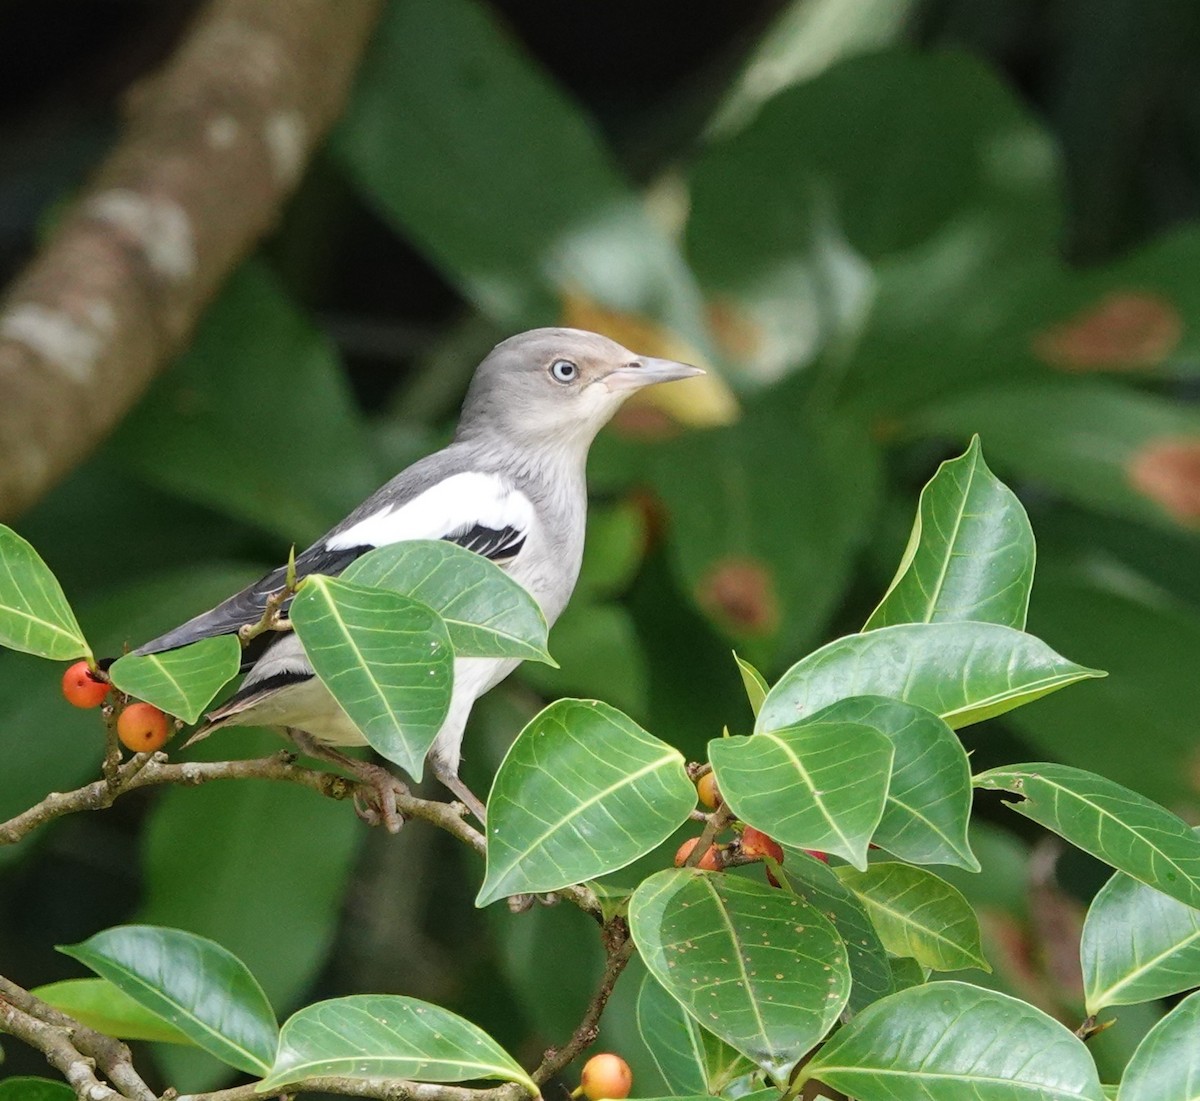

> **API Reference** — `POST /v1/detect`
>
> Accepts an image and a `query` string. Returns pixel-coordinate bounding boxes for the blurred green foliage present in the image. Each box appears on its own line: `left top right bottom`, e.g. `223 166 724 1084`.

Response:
1 0 1199 1092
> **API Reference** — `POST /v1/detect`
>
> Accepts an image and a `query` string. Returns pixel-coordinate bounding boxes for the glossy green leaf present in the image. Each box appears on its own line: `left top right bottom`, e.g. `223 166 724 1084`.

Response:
0 525 89 661
0 1079 74 1101
803 982 1105 1100
758 622 1103 734
108 635 241 723
257 995 535 1094
833 696 977 870
710 700 894 868
342 540 552 663
59 925 277 1075
835 863 989 973
478 700 695 906
636 972 754 1095
734 653 768 716
1083 854 1200 1013
778 849 895 1013
630 867 850 1082
976 764 1200 911
290 575 453 779
1117 989 1200 1101
110 262 377 544
31 978 193 1044
866 436 1035 631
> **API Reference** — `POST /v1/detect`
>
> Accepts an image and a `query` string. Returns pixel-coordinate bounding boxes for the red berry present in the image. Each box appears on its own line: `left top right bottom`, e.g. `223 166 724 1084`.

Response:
579 1054 632 1101
62 661 109 709
674 837 721 871
804 849 830 864
117 703 171 752
740 826 784 864
696 772 721 809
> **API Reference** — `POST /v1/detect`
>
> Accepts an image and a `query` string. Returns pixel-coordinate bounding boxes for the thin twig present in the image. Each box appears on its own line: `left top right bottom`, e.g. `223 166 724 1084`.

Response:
683 804 734 868
532 918 635 1085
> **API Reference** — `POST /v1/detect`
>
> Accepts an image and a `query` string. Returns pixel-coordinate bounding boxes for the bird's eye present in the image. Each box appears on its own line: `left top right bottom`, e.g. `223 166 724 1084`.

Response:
550 359 579 383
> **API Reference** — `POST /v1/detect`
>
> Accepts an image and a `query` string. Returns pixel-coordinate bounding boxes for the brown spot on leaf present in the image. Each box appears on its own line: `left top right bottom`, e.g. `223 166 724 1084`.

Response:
1128 437 1200 526
1034 291 1182 371
697 557 780 636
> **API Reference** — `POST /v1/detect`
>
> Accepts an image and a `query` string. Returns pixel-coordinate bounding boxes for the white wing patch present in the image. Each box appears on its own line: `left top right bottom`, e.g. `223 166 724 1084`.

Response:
325 471 535 552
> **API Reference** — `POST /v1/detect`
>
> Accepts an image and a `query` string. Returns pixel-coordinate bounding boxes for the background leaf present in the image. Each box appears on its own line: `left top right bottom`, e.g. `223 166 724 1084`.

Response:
258 994 535 1094
342 540 552 663
804 982 1104 1101
865 435 1035 630
977 764 1200 910
478 700 695 905
630 868 850 1083
758 622 1103 734
59 925 277 1075
108 635 241 723
710 700 893 868
291 576 453 778
0 1080 74 1101
0 525 89 661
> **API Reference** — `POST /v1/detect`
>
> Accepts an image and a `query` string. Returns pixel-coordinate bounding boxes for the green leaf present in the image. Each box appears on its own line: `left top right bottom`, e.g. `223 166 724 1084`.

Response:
777 849 895 1013
1083 855 1200 1013
58 925 277 1075
0 1079 75 1101
636 972 754 1095
629 868 851 1082
710 700 894 868
341 540 552 663
1117 989 1200 1101
835 863 989 973
107 636 241 723
478 700 695 906
976 764 1200 911
31 978 193 1044
257 995 535 1094
0 525 89 660
110 262 377 544
832 696 978 870
335 0 707 346
733 653 768 716
758 622 1104 734
290 575 453 779
866 436 1035 631
803 981 1104 1101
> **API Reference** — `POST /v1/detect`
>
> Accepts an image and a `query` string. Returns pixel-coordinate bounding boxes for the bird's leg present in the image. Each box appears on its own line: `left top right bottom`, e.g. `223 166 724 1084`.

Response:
286 729 407 833
430 760 488 826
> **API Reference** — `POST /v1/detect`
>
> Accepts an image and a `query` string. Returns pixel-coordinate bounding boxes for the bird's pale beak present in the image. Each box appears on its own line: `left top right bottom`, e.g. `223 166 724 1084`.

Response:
602 357 706 392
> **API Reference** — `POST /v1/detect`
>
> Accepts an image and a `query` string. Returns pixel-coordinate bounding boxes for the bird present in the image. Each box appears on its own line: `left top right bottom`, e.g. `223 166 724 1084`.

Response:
130 327 703 830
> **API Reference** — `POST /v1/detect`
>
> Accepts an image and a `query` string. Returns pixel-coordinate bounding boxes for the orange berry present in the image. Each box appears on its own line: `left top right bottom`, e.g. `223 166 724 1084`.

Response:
579 1054 632 1101
62 661 110 709
696 772 721 809
674 837 721 871
740 826 784 864
117 703 171 752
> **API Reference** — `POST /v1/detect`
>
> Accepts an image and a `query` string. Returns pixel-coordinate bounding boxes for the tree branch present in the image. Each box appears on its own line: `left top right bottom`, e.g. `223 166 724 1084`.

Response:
0 0 385 517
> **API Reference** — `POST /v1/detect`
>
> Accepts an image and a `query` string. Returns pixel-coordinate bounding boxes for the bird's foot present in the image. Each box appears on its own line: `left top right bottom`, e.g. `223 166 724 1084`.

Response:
287 729 407 833
351 762 408 834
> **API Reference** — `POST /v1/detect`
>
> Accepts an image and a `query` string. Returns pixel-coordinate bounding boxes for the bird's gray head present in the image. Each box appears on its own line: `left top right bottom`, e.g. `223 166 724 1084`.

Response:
455 327 703 451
